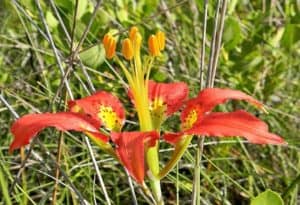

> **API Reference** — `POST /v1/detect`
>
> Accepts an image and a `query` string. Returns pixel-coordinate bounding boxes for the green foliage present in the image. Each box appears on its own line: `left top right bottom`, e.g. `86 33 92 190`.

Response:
79 45 105 67
251 189 284 205
281 23 300 50
0 166 12 205
0 0 299 204
223 16 242 50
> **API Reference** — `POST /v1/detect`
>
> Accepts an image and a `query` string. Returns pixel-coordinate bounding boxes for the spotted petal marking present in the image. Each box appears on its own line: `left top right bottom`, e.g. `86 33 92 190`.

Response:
98 105 123 131
166 88 285 146
185 110 285 145
181 101 204 131
68 91 125 131
148 80 189 117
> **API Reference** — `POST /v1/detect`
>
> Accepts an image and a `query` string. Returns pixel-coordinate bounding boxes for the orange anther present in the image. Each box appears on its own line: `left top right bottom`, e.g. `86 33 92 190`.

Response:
156 31 165 51
148 35 160 56
122 38 134 60
129 26 139 41
102 33 116 59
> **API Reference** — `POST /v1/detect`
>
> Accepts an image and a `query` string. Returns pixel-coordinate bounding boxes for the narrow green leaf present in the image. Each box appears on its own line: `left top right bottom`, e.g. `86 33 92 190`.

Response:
0 167 12 205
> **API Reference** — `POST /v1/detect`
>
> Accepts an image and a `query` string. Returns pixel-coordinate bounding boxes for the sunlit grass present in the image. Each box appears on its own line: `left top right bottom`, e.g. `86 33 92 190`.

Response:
0 0 299 204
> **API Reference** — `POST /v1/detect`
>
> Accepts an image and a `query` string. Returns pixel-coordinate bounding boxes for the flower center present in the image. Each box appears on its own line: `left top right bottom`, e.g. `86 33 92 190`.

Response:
150 98 167 117
98 106 122 131
149 98 167 129
182 109 198 130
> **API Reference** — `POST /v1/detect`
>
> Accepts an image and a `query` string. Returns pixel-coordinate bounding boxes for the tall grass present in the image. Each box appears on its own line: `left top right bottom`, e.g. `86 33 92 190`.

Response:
0 0 299 204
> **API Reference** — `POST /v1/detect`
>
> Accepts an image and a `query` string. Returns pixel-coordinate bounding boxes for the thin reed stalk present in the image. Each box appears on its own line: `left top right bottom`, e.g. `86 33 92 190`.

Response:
192 0 227 204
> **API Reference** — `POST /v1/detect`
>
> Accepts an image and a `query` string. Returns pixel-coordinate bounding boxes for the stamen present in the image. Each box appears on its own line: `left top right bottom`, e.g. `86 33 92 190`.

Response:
156 31 165 51
102 34 110 50
102 33 116 59
150 98 166 118
70 104 83 113
129 26 139 41
128 27 142 58
122 38 134 60
107 39 116 59
133 32 142 56
148 35 160 57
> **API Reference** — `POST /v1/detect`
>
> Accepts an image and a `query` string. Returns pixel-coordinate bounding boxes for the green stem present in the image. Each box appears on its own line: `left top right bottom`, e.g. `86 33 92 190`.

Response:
146 139 163 204
117 43 163 203
149 177 163 204
147 144 160 178
20 147 28 205
138 93 163 204
191 137 205 205
158 135 193 179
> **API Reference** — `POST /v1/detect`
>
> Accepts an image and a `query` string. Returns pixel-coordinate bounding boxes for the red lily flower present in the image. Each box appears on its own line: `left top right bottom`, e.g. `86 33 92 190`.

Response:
111 131 159 184
10 24 286 197
68 91 125 131
10 91 127 153
10 112 108 152
186 110 284 144
10 91 159 183
163 87 285 145
148 80 189 116
9 81 285 185
128 80 188 128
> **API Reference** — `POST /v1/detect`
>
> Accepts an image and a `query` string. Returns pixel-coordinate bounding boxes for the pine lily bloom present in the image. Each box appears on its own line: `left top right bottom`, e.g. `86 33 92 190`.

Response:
10 26 285 204
68 91 125 131
164 88 285 145
154 87 286 178
10 91 161 184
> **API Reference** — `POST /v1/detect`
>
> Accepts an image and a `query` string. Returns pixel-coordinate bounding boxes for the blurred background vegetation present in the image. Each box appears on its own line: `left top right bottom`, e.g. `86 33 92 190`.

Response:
0 0 299 204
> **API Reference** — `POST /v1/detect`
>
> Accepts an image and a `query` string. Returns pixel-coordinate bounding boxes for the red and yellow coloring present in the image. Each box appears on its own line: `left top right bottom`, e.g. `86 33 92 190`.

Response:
10 26 285 203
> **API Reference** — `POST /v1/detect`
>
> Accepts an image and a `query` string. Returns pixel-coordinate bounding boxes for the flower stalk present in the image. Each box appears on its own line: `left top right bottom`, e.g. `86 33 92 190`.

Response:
117 27 164 203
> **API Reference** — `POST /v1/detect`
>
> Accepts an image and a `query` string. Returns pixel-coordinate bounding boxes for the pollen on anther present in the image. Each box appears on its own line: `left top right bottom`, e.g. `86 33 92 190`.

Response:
122 38 134 60
148 35 160 57
129 26 139 41
156 31 165 51
102 33 116 59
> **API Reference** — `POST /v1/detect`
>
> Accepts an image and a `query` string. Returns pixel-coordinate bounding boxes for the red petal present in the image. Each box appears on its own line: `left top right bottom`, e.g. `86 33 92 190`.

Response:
163 132 183 145
148 80 189 116
185 110 285 145
197 88 262 111
181 88 263 130
128 81 188 116
10 112 108 152
68 91 125 131
111 131 159 184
